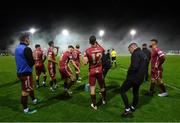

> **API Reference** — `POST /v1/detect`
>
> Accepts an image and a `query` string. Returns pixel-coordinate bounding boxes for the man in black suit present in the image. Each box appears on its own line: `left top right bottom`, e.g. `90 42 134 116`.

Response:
142 43 151 81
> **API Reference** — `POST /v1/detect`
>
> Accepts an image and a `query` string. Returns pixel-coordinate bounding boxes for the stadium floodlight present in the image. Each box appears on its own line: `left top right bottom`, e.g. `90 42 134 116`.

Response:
62 29 69 36
29 28 37 34
130 29 136 36
130 29 136 41
99 30 105 37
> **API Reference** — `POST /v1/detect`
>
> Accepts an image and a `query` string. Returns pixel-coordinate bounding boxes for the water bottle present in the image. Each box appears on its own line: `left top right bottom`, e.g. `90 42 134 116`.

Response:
84 83 90 91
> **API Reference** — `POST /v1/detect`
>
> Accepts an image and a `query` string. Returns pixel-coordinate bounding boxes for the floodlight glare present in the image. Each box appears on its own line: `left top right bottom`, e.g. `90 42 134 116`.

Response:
29 28 36 34
62 29 69 36
99 30 105 37
130 29 136 36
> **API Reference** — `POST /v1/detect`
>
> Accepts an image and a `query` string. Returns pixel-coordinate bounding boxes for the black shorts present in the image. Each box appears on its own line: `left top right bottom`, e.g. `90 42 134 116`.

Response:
112 57 116 61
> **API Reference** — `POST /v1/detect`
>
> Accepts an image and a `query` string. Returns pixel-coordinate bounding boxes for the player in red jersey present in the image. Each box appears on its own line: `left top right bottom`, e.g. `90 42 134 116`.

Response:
59 45 80 96
47 41 59 92
72 44 82 83
33 44 47 88
145 39 168 97
84 35 106 110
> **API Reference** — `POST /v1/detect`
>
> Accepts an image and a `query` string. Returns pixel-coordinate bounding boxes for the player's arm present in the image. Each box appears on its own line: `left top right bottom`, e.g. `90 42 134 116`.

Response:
24 47 35 67
48 54 57 64
158 55 165 68
54 46 59 56
156 50 165 68
43 55 47 62
83 52 89 65
70 60 80 74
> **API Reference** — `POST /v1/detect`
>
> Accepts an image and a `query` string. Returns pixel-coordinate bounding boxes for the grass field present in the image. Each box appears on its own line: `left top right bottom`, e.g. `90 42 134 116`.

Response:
0 55 180 122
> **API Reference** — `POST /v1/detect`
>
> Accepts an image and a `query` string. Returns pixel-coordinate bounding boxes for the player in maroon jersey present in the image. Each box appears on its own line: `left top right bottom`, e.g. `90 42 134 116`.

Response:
84 35 106 110
59 45 80 96
145 39 168 97
47 41 59 92
72 44 82 83
33 44 47 88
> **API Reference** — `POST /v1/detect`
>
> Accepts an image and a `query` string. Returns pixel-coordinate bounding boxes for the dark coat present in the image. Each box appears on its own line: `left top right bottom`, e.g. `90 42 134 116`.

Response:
142 48 151 63
126 48 147 84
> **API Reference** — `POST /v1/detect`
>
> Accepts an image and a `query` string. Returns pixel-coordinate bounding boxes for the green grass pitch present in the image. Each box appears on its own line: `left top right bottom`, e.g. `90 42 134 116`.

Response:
0 55 180 122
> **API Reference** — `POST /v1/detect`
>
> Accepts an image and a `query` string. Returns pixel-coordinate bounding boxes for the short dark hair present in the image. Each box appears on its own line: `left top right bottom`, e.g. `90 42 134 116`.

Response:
48 41 54 46
128 43 138 48
68 45 74 49
35 44 40 48
19 33 30 42
89 35 96 45
150 39 158 44
142 43 147 46
76 44 80 49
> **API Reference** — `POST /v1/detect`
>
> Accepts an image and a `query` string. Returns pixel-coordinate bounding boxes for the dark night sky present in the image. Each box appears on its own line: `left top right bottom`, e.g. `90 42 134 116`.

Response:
0 1 180 51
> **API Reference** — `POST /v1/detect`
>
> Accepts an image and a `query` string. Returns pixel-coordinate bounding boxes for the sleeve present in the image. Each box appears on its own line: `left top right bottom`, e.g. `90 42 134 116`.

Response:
24 47 35 67
84 50 87 57
157 49 165 58
127 53 140 75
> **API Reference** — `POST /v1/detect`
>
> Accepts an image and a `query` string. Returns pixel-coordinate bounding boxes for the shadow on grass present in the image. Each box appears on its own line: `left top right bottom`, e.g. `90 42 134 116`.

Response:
0 95 21 112
0 80 19 88
73 84 85 93
36 92 72 109
137 89 153 109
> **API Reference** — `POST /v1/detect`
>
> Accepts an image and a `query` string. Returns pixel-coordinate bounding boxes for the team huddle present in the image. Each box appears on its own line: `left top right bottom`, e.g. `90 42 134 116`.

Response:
15 33 168 117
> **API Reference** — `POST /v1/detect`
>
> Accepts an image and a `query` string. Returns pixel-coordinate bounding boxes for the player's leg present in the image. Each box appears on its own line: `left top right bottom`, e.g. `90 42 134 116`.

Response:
27 75 38 104
20 76 37 114
48 64 56 91
21 90 29 113
114 57 117 67
52 65 58 89
89 70 97 110
103 68 109 78
97 72 106 104
131 83 141 111
42 65 47 86
35 67 40 88
35 75 40 88
120 80 133 116
145 70 157 96
157 71 168 97
75 63 81 83
111 57 114 66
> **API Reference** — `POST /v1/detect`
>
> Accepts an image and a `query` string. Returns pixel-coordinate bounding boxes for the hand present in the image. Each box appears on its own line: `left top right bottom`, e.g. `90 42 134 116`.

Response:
76 69 80 74
55 46 59 49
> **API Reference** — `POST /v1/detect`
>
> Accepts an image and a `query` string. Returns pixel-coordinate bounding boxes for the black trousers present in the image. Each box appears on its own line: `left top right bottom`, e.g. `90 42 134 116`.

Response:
145 62 150 81
120 79 141 109
103 68 110 78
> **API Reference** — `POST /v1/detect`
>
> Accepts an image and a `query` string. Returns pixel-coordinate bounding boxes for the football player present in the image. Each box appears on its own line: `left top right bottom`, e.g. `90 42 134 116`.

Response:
145 39 168 97
47 41 59 92
72 44 82 83
84 35 106 110
15 33 38 114
111 48 117 67
33 44 47 88
59 45 80 96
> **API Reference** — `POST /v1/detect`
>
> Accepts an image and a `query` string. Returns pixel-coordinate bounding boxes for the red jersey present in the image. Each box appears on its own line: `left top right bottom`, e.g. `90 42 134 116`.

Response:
59 51 73 68
151 47 165 70
84 46 105 69
47 47 56 63
33 48 44 66
72 49 81 63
